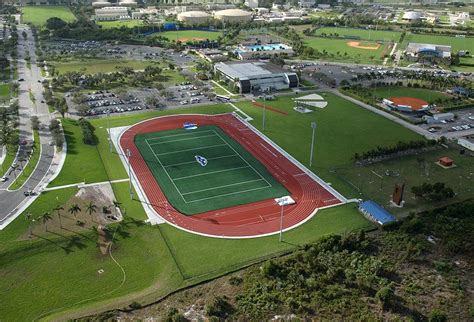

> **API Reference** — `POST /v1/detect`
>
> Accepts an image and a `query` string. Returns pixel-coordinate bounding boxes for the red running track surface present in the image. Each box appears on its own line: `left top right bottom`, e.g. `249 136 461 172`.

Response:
119 114 343 238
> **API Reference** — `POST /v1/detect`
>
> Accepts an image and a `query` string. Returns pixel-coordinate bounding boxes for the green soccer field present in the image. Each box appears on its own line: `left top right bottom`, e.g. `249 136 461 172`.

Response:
134 125 288 215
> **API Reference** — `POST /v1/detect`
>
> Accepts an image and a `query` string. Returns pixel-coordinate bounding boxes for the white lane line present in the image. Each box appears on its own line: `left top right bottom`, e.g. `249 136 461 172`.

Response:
173 165 250 181
164 154 237 168
145 140 186 203
148 134 218 145
182 178 265 196
145 130 214 141
186 186 271 203
155 143 227 156
212 130 272 187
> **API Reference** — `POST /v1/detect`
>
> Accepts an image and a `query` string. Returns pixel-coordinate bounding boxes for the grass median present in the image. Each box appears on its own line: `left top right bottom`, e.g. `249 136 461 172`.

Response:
9 130 41 191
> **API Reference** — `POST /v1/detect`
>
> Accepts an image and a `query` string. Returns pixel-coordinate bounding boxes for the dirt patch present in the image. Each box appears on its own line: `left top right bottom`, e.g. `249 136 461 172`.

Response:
19 183 122 242
390 96 429 110
346 41 381 50
177 37 207 42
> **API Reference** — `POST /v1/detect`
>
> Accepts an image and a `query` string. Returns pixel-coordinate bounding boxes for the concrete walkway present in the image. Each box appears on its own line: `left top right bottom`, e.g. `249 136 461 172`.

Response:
43 178 130 191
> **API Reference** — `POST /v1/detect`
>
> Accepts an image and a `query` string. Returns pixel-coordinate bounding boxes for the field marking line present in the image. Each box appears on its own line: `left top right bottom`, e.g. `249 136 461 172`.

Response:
145 140 187 203
164 154 237 168
185 186 270 204
155 143 227 156
148 133 218 145
144 130 215 142
212 130 272 187
173 165 250 181
182 178 265 196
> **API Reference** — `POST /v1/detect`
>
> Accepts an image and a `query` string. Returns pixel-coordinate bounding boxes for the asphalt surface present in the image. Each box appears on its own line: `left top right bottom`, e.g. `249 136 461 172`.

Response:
0 25 54 225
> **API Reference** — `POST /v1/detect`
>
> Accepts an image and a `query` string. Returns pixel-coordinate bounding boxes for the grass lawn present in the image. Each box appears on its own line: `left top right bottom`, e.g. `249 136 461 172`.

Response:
49 104 234 187
21 6 76 26
0 84 9 97
52 59 161 75
368 86 447 104
234 92 422 198
313 27 402 42
8 130 41 190
302 36 389 64
135 125 288 214
0 178 372 320
155 30 222 42
401 32 474 53
97 20 145 29
335 146 474 215
159 203 372 279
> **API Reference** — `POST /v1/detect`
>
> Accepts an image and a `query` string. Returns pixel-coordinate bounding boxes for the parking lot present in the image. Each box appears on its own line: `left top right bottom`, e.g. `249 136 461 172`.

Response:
419 108 474 136
44 41 196 66
66 81 215 117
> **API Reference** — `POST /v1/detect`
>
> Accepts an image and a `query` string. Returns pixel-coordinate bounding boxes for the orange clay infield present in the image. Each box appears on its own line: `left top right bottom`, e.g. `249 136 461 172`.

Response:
177 37 208 42
390 96 429 110
346 41 381 50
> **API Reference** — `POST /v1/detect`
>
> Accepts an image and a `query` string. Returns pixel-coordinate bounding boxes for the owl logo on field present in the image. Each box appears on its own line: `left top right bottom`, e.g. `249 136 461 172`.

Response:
195 155 208 167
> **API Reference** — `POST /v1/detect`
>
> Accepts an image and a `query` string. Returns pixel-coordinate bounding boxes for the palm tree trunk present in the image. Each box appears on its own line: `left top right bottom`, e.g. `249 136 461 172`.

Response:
58 214 62 228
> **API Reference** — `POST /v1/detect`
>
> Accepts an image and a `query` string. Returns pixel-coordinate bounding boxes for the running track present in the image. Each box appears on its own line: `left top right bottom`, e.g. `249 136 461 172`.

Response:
119 114 343 238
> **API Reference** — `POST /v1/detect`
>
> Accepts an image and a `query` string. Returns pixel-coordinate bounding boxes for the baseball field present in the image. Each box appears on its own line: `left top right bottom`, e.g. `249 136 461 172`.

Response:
154 30 222 42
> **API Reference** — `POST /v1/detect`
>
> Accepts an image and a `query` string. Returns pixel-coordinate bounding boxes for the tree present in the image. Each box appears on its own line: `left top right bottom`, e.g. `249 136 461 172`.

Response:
31 116 40 130
85 201 98 223
46 17 67 30
53 205 64 228
38 212 52 232
375 284 394 310
68 204 81 218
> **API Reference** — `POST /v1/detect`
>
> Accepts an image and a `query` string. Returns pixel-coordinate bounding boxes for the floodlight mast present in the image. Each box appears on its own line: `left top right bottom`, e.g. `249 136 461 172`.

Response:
309 121 317 167
127 149 133 200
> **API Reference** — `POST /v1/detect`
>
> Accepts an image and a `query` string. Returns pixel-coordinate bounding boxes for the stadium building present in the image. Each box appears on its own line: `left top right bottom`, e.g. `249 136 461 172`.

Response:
214 9 253 23
214 61 298 94
177 11 212 26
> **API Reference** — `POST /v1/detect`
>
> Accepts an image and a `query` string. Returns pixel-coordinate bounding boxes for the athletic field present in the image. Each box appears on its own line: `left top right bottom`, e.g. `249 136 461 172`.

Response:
21 6 76 26
134 125 288 215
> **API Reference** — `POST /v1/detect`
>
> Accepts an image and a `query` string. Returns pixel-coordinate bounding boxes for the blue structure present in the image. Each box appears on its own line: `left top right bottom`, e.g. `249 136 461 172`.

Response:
359 200 396 225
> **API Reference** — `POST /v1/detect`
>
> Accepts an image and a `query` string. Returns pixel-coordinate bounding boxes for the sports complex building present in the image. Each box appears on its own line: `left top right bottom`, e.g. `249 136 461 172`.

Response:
405 42 452 61
214 61 299 94
234 43 295 60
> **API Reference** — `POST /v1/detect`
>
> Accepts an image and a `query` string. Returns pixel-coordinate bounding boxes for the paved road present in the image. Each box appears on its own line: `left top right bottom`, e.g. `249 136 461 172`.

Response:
0 25 55 226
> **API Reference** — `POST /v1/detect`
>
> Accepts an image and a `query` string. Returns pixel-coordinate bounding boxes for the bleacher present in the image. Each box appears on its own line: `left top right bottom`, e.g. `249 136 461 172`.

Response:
359 200 396 226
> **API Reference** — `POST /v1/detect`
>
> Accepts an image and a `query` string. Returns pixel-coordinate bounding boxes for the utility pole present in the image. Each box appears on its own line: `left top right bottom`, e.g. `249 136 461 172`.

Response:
309 122 317 167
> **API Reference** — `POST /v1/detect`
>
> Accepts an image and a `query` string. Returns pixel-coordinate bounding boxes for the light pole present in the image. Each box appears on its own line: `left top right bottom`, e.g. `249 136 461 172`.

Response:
279 202 284 242
107 110 112 153
262 91 267 131
127 149 133 200
309 121 317 167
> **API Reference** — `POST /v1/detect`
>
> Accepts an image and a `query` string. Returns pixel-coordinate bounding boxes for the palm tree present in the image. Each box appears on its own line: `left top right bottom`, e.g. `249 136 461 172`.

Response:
53 205 64 228
68 204 81 218
112 200 121 209
85 201 98 223
38 212 52 232
25 212 33 238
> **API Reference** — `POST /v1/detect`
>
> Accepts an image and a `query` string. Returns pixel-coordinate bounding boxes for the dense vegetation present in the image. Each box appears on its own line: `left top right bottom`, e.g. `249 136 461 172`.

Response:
137 202 473 321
